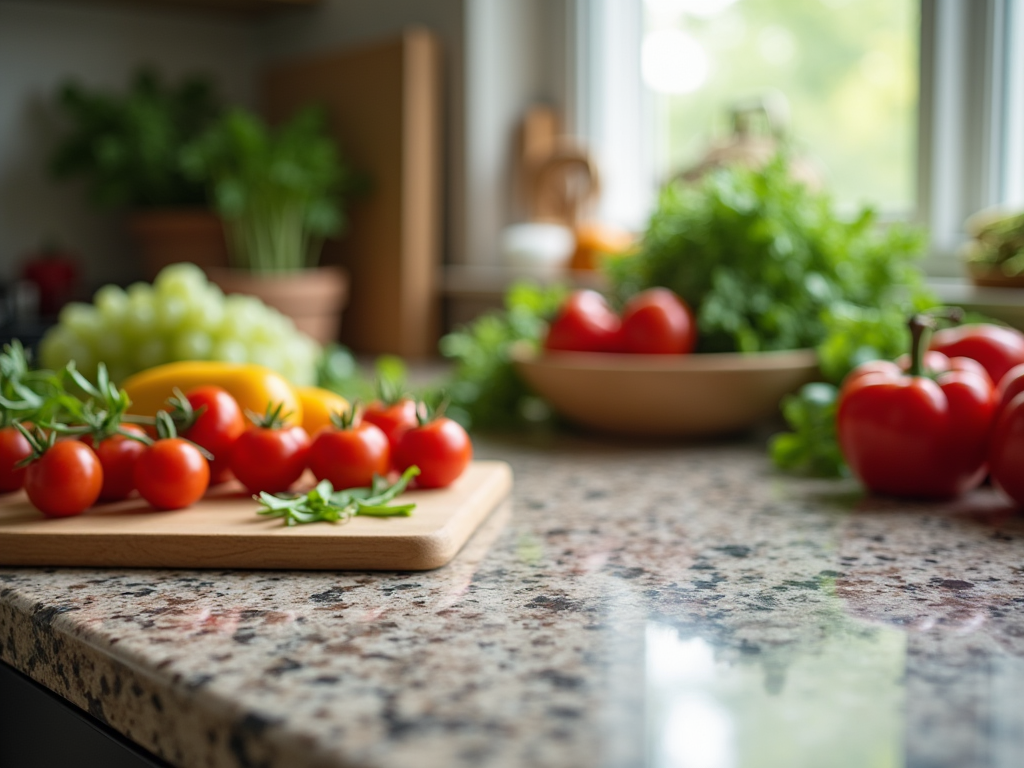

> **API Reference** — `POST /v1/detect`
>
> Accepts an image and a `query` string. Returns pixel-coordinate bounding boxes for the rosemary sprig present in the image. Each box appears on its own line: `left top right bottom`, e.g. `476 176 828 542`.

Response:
256 466 420 527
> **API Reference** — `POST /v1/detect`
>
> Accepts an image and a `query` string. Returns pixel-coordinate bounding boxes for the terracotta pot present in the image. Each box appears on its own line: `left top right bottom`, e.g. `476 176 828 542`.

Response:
206 265 350 345
967 262 1024 289
128 209 229 280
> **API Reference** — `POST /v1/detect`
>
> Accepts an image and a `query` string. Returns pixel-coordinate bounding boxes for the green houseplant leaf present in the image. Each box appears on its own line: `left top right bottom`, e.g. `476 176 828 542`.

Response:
49 68 222 209
181 107 362 273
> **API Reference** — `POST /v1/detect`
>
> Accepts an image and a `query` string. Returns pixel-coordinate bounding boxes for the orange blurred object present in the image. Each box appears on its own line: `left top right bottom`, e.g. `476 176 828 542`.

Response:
569 222 637 271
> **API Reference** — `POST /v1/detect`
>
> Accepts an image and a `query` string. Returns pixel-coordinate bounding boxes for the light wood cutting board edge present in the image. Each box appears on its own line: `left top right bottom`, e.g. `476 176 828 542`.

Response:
0 461 514 572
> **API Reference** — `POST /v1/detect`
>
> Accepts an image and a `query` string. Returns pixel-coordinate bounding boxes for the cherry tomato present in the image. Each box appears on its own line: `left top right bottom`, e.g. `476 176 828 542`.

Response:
181 385 245 485
544 290 622 353
309 421 390 490
25 440 103 518
86 425 148 502
230 424 310 494
991 390 1024 508
393 416 473 489
930 323 1024 386
134 438 210 510
363 398 418 453
0 425 32 493
619 288 696 354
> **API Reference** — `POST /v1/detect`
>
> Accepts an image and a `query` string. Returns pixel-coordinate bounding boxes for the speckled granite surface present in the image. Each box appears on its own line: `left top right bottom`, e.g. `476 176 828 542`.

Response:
3 437 1024 768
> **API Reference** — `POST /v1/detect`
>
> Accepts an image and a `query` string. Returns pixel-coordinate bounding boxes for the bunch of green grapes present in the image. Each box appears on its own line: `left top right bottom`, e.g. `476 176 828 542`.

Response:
39 263 321 386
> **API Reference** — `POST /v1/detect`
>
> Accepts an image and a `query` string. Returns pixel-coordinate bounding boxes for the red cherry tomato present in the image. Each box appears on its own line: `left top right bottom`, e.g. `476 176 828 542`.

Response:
86 425 148 502
0 425 32 493
930 323 1024 385
544 290 622 353
393 416 473 489
25 440 103 518
180 385 245 485
230 424 310 494
363 398 419 453
990 391 1024 508
134 438 210 510
619 288 696 354
309 421 390 490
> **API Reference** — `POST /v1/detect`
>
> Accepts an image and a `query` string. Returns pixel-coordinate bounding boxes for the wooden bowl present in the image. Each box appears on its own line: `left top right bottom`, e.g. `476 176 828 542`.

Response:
512 347 819 437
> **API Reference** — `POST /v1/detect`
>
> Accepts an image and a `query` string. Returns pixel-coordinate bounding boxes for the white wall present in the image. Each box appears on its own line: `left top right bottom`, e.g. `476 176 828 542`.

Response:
462 0 569 266
0 0 260 288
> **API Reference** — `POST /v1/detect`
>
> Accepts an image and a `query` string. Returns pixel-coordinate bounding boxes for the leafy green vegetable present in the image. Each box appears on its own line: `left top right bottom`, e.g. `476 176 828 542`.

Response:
256 467 420 527
50 68 221 209
438 282 568 431
605 157 931 355
769 383 846 477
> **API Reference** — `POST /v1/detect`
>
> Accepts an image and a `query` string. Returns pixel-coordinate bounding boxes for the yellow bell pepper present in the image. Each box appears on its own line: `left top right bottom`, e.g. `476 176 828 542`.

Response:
295 386 350 437
122 362 303 427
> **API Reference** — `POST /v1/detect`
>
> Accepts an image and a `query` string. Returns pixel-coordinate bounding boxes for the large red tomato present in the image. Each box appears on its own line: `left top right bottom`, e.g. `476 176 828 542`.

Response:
619 288 696 354
930 324 1024 385
544 290 622 353
990 391 1024 508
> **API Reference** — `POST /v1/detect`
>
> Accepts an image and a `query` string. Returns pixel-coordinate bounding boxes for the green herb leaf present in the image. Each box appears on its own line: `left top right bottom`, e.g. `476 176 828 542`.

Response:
255 468 420 526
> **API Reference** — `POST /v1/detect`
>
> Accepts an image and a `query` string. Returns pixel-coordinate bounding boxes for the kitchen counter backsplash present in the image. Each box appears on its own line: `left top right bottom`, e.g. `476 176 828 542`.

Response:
3 438 1024 768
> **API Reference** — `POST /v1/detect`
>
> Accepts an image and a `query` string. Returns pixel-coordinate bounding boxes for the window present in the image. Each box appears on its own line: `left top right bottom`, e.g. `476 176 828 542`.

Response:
642 0 918 214
574 0 1024 277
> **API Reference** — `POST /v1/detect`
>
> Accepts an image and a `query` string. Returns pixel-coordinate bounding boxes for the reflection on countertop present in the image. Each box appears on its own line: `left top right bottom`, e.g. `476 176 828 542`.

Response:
2 436 1024 768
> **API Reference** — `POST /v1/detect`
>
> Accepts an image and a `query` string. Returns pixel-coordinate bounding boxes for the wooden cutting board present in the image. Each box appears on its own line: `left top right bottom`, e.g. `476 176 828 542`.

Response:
0 461 512 571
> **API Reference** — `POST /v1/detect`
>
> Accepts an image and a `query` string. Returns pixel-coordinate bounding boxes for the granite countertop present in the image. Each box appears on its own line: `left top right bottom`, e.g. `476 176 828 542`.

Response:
3 436 1024 768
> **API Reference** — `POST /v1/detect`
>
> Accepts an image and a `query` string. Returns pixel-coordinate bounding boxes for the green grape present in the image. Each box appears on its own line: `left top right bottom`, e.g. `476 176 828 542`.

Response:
219 295 259 340
58 302 104 344
153 262 207 300
124 283 158 339
210 338 248 363
181 287 225 331
172 330 214 361
156 295 188 334
94 285 129 324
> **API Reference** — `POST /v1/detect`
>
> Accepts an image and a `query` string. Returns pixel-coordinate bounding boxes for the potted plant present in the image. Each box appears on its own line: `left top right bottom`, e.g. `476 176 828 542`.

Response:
49 68 227 278
181 107 360 344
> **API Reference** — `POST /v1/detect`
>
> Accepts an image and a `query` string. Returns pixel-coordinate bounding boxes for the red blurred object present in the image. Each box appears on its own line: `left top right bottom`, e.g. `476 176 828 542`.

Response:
21 246 79 316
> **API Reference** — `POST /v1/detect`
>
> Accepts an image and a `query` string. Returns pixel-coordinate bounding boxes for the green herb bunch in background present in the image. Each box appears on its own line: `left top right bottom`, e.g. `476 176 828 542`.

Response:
605 157 931 355
439 283 568 431
50 68 222 209
181 107 361 273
